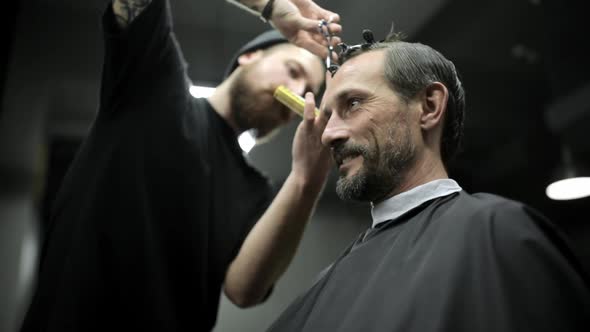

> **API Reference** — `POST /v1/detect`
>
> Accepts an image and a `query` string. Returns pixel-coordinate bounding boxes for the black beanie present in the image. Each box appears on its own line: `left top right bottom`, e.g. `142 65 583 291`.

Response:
223 29 288 79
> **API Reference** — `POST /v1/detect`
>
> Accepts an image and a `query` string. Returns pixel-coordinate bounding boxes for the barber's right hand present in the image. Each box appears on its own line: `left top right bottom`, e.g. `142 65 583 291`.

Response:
270 0 342 59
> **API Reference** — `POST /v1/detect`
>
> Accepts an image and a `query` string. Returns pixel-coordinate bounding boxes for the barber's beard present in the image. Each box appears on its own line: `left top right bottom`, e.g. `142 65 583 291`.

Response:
229 68 290 140
335 126 415 203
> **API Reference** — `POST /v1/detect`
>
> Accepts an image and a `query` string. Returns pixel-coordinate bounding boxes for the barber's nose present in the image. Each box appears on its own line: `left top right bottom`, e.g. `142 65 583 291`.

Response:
321 111 349 148
286 78 306 97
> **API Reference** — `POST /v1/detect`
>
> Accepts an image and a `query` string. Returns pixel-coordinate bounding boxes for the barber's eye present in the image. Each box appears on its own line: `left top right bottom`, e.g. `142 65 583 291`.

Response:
287 64 300 78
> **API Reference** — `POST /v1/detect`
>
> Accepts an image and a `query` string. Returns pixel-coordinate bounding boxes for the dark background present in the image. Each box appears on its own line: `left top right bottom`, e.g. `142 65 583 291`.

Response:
1 0 588 330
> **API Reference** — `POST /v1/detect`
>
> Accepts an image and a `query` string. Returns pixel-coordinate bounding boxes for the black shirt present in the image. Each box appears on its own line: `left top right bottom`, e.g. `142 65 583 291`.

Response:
20 1 273 331
267 191 590 332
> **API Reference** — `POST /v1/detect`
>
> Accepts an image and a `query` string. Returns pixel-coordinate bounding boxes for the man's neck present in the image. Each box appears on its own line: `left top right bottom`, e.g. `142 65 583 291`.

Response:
379 152 448 204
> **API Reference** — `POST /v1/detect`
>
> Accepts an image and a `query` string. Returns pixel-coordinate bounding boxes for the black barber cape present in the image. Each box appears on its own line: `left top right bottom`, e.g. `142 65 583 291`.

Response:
20 1 273 331
268 191 590 332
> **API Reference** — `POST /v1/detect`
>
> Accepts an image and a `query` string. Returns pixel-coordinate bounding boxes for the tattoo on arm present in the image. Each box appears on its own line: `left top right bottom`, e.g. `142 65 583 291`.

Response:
113 0 152 28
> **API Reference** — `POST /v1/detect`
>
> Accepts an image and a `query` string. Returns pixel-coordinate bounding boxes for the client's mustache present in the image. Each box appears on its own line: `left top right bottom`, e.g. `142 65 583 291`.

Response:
332 143 369 166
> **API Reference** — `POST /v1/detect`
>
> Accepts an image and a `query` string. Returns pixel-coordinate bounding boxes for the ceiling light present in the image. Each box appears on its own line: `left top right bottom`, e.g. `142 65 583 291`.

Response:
189 85 216 98
238 131 256 154
189 85 256 153
546 177 590 200
546 145 590 200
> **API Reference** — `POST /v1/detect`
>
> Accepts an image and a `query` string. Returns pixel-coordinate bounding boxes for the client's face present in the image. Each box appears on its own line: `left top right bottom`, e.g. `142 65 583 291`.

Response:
320 50 417 203
230 44 324 140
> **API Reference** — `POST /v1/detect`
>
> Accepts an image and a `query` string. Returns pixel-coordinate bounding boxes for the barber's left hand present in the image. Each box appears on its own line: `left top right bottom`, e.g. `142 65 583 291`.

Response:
291 92 333 191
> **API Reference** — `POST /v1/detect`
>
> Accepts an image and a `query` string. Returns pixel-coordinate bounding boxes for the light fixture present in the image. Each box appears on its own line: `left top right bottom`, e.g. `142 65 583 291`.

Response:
189 85 256 153
238 131 256 153
189 85 216 98
545 145 590 200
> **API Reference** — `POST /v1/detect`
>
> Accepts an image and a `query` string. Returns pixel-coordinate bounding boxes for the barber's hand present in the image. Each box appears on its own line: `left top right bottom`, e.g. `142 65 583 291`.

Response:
291 92 333 190
270 0 342 59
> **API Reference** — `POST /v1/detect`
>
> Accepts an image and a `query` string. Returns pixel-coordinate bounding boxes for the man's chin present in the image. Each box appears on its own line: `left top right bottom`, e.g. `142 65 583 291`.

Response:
338 162 363 180
335 173 367 202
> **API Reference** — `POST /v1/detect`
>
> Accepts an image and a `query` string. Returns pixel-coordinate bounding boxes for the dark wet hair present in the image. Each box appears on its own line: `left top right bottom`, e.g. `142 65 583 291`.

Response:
340 29 465 167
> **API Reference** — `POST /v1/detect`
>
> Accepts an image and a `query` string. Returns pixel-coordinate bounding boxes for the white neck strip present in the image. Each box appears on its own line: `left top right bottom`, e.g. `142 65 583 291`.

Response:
370 179 462 228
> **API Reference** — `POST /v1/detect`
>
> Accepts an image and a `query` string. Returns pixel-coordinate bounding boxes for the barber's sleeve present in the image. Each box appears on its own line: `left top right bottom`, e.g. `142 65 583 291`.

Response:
99 0 190 114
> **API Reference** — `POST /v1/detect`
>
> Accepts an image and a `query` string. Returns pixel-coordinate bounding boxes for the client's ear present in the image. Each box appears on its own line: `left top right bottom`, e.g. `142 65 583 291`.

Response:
420 82 448 130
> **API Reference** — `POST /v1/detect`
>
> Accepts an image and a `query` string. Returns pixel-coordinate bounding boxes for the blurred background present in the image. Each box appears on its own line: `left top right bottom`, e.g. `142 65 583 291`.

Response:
0 0 588 331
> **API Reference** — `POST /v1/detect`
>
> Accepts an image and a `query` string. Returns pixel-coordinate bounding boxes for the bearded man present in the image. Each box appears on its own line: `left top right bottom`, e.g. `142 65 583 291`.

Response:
267 30 590 332
19 0 340 331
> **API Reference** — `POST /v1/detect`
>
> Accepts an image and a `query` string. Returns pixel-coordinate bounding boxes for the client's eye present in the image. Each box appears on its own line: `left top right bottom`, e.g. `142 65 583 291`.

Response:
348 97 361 109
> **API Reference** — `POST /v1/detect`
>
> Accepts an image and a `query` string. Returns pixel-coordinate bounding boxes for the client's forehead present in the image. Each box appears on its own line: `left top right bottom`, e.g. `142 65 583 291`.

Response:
339 50 385 78
324 50 386 99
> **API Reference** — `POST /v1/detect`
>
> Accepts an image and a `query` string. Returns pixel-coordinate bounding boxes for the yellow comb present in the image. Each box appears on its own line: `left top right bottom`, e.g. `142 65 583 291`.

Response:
273 85 320 117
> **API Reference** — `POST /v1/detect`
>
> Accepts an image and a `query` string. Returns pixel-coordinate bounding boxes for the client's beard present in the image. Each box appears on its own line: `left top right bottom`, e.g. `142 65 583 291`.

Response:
335 127 415 203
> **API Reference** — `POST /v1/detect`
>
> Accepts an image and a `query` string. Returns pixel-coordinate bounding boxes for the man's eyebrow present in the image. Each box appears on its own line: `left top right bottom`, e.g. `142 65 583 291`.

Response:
335 90 350 103
321 90 351 114
322 88 373 114
335 88 370 103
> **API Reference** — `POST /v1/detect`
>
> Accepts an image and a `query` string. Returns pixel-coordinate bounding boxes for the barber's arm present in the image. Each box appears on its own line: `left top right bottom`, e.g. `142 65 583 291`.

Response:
114 0 341 56
227 0 342 58
224 93 333 307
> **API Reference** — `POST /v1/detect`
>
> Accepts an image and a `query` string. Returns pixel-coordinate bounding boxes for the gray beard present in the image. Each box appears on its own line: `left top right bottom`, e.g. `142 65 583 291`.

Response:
335 169 369 201
335 126 415 203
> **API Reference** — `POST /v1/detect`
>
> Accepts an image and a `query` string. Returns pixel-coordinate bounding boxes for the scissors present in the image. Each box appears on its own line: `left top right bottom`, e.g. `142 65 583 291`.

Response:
317 19 340 77
318 21 379 77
